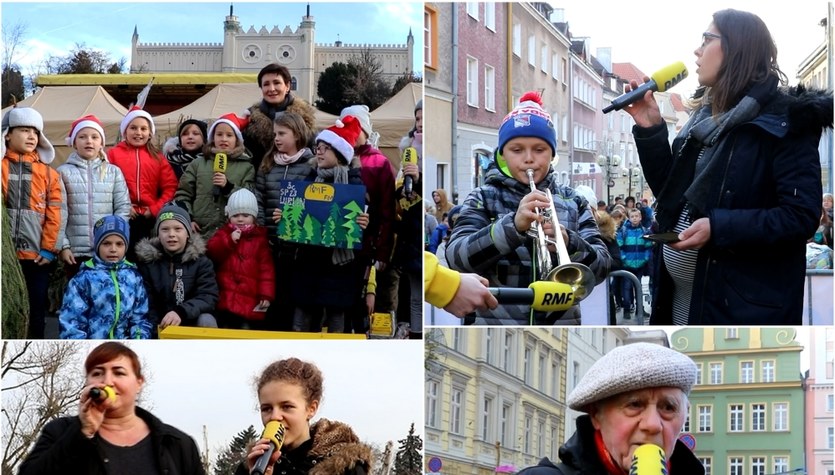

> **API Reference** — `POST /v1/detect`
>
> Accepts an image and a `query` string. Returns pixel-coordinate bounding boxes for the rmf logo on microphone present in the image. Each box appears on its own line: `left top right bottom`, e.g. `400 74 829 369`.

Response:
539 292 573 306
663 69 688 91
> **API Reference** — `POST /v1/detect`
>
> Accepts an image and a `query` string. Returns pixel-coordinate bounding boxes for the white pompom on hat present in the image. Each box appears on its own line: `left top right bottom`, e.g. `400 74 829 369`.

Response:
566 342 698 412
1 107 55 164
66 114 106 147
120 106 155 138
315 115 362 165
225 188 259 218
208 111 250 145
339 104 372 137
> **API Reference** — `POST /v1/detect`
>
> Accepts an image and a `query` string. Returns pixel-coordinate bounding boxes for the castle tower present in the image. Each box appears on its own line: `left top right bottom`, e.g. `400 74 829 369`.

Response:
222 4 241 72
297 4 316 103
130 26 139 72
406 28 414 73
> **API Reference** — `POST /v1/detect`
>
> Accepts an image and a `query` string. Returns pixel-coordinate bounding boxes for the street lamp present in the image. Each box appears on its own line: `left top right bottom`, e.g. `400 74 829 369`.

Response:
627 165 642 198
596 153 621 205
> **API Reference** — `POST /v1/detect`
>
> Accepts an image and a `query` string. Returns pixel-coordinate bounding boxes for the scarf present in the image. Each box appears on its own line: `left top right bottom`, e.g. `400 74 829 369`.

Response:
167 146 201 166
593 430 673 475
259 95 295 121
274 149 307 166
315 166 354 265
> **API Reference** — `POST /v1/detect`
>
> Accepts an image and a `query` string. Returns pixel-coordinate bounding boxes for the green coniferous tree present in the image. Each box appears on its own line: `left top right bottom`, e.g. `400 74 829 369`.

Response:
2 201 29 337
392 423 422 475
213 425 258 475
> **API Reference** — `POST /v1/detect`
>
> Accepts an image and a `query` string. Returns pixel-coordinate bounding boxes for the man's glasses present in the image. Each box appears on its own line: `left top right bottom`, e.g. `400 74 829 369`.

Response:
700 32 721 49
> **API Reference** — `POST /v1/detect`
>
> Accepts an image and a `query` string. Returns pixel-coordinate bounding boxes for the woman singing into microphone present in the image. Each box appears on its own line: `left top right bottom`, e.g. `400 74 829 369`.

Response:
18 342 205 475
517 343 703 475
236 357 372 475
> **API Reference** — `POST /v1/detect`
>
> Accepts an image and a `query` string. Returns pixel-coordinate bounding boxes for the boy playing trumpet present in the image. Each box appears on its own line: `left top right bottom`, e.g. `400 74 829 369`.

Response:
446 92 610 325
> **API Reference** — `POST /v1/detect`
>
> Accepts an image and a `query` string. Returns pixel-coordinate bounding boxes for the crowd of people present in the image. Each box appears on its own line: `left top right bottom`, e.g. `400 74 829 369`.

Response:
3 63 424 339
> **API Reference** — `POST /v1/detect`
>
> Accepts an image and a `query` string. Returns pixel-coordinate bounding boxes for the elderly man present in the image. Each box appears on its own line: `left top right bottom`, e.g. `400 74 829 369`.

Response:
519 343 704 474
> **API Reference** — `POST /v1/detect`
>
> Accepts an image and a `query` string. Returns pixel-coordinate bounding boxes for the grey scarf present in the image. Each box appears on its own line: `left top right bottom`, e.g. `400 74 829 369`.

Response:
315 165 354 265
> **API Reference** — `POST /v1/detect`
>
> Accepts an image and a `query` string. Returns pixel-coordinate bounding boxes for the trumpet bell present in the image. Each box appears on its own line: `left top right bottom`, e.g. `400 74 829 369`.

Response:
543 263 596 302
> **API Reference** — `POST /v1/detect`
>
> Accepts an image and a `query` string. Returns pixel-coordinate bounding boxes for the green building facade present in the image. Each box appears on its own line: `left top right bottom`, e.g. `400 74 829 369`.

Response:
672 328 805 475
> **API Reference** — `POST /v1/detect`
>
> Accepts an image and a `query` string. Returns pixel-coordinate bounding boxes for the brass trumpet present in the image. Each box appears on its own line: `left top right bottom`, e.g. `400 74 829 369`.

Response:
525 169 596 302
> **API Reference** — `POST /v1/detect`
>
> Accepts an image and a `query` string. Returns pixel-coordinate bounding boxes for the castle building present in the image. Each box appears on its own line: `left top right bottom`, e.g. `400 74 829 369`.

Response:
129 5 414 103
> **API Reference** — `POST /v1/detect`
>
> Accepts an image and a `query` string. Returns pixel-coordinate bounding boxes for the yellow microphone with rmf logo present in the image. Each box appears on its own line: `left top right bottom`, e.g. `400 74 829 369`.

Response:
212 152 228 200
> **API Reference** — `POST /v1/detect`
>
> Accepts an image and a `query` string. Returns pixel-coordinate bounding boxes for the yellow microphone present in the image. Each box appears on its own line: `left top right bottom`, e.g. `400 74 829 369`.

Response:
603 61 688 113
402 147 418 196
251 421 285 475
489 281 575 312
213 152 228 200
628 444 667 475
89 385 116 403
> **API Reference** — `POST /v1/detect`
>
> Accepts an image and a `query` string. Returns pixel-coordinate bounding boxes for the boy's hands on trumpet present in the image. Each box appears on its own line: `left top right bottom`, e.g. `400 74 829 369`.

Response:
514 189 568 248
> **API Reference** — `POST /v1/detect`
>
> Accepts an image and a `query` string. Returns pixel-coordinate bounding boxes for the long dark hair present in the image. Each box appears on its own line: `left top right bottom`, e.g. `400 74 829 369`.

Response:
708 9 787 114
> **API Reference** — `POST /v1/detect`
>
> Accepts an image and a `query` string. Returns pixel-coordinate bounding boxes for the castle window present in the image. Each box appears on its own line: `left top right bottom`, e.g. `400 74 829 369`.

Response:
291 77 297 91
249 51 255 58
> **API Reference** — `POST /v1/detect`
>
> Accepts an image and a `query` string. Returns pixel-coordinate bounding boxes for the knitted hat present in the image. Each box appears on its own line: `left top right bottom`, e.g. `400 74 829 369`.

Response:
154 203 192 238
567 342 697 412
414 99 423 115
120 106 155 138
573 185 597 208
225 188 258 217
93 215 130 250
316 115 361 165
208 112 250 145
66 114 106 147
495 91 556 176
178 119 208 142
339 105 372 138
1 107 55 164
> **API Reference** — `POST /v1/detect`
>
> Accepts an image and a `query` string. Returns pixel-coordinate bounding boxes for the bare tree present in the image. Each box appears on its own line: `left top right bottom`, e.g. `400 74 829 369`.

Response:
1 21 28 106
346 48 391 110
1 341 87 474
1 21 27 72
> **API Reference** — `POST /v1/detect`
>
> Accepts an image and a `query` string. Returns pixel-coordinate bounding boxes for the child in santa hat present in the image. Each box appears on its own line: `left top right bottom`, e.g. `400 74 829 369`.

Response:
58 114 131 277
446 91 610 326
108 106 178 261
2 107 63 338
174 111 255 240
284 115 370 333
59 215 151 339
163 118 207 179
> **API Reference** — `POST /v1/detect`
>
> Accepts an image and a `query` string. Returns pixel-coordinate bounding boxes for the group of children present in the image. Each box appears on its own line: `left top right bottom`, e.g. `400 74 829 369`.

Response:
2 98 411 338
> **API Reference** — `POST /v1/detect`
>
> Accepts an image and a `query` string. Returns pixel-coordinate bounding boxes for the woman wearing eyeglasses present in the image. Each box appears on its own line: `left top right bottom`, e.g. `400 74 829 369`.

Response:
625 9 832 325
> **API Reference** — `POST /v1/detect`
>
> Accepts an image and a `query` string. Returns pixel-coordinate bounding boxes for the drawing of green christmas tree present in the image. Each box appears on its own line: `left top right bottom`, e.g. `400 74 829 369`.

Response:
278 197 305 240
302 214 323 245
342 201 364 249
324 202 343 246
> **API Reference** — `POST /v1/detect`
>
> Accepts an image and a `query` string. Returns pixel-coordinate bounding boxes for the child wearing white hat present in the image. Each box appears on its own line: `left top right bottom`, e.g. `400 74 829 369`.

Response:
57 114 131 277
206 188 275 327
2 107 63 338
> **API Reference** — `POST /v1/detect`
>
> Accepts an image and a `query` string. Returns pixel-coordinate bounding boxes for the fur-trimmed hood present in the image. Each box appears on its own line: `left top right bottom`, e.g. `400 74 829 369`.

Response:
765 84 833 135
246 98 318 151
307 418 372 475
134 233 208 264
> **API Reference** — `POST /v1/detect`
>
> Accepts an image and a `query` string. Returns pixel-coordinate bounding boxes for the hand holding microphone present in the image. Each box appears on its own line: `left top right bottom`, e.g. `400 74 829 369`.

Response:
401 147 418 196
79 385 116 438
89 386 116 404
212 152 228 201
250 421 285 475
629 444 667 475
603 61 688 115
489 281 576 312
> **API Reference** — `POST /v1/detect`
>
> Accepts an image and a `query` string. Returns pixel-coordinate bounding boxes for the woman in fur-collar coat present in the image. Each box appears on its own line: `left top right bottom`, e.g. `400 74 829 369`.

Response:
626 8 834 324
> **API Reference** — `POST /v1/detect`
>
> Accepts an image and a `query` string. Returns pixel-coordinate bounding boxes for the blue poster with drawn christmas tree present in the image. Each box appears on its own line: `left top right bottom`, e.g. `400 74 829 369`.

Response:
276 180 366 249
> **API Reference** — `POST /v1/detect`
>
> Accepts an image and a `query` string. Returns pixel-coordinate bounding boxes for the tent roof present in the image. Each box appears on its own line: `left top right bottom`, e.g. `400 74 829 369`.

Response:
370 82 421 149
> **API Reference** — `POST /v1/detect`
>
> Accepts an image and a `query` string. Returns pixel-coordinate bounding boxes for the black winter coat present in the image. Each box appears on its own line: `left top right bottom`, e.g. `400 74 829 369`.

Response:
634 85 832 324
18 407 205 475
516 415 703 475
135 234 219 326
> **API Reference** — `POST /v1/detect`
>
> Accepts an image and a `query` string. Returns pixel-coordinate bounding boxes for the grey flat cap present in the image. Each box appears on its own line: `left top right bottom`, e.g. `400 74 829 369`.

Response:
567 342 697 412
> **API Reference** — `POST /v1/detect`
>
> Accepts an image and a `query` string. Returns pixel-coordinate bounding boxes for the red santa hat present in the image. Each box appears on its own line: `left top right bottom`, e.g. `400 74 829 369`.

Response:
208 111 250 145
66 114 106 147
315 115 361 164
120 106 155 138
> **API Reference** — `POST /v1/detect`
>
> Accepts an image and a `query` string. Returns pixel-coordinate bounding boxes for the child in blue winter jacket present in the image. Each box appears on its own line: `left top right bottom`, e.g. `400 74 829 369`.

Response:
616 208 653 318
58 215 151 339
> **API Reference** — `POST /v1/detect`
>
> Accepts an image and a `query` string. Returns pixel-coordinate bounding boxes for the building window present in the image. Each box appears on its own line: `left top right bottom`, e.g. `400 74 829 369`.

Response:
512 21 521 57
551 427 558 457
500 403 512 446
503 331 513 372
695 363 703 385
709 362 722 384
484 64 496 112
466 2 478 20
541 43 548 73
699 457 711 475
773 456 789 475
551 358 559 395
524 345 533 385
426 380 439 428
773 402 788 431
726 328 738 339
524 413 532 453
828 426 833 449
572 361 580 389
698 405 712 432
729 404 744 432
682 410 690 432
527 34 536 66
561 57 568 84
751 403 766 431
538 352 546 391
537 419 545 457
729 457 744 475
450 387 463 434
481 396 493 440
828 394 834 412
424 5 438 70
452 328 462 351
741 361 754 384
761 360 775 383
467 56 479 107
551 52 558 79
751 456 765 475
484 1 495 30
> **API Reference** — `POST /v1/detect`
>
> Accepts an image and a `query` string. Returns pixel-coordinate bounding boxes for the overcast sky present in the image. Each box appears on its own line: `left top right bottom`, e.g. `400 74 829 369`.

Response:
1 1 423 78
554 0 829 98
